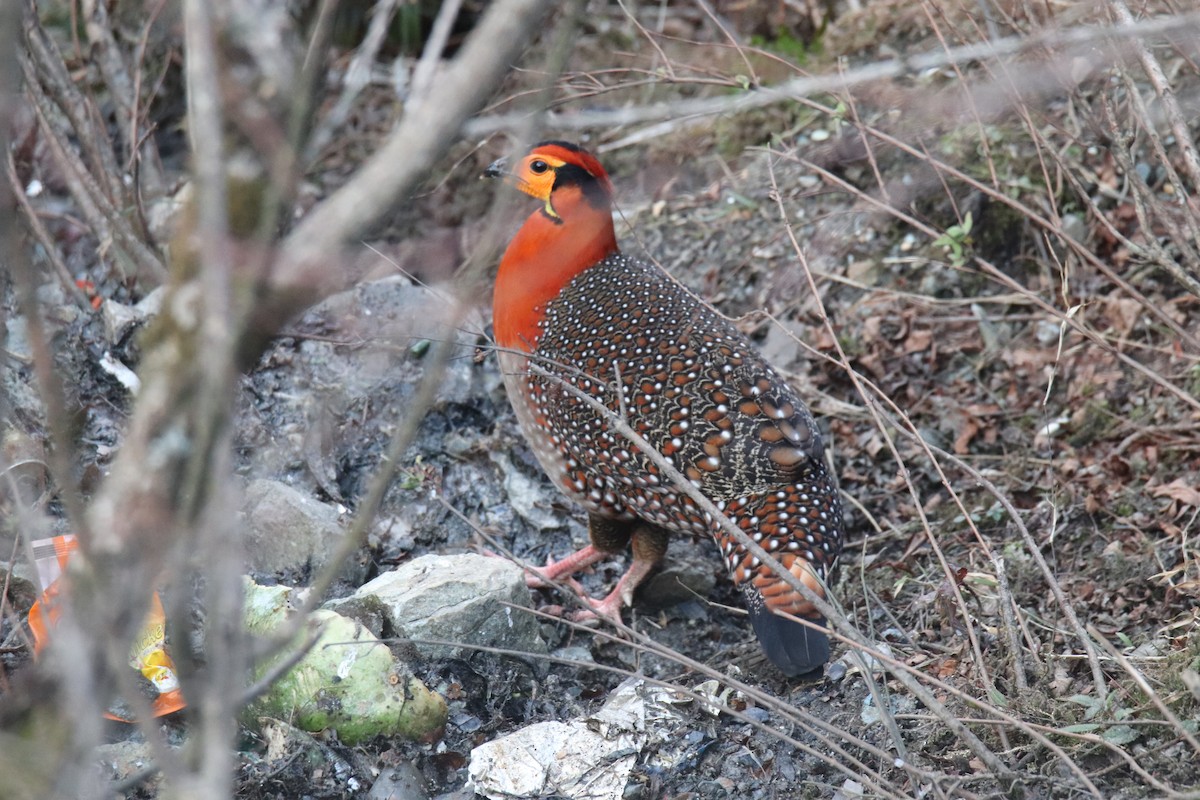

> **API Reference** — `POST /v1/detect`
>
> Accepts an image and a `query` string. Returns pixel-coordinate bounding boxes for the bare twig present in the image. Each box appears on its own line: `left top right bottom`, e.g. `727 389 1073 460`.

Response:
21 7 124 201
1108 0 1200 193
18 52 167 284
408 0 465 105
306 0 404 159
4 151 91 308
464 12 1200 136
281 0 552 267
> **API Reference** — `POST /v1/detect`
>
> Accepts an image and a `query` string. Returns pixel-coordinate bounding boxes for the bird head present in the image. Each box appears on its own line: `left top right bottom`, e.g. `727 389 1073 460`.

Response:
487 141 620 351
485 141 614 221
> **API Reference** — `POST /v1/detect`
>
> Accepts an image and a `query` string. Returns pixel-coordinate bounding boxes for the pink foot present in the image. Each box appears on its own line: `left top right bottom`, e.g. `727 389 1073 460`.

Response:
522 545 608 589
485 544 659 628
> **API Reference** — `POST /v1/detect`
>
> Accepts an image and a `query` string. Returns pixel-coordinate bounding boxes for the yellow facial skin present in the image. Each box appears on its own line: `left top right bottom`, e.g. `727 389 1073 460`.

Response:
498 153 568 218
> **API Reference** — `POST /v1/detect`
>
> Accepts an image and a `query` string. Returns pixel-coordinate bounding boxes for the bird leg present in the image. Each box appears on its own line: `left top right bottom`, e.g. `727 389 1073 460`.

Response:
522 544 610 589
529 516 669 626
572 552 658 625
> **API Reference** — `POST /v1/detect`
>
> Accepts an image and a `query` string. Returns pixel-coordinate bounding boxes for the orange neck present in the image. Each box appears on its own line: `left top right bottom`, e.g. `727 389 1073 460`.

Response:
493 186 618 352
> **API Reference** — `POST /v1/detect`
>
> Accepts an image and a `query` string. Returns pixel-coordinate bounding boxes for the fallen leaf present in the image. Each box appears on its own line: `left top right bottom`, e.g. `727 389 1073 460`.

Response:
904 328 933 354
953 417 979 454
1152 479 1200 508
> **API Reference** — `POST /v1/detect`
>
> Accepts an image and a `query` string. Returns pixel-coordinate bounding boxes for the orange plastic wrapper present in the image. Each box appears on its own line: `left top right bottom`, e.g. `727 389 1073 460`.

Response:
26 535 187 721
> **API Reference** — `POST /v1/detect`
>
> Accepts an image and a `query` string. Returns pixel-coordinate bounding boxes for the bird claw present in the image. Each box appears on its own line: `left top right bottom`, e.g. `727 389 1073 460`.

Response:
477 548 580 589
481 544 630 626
577 591 627 627
523 559 584 590
537 604 603 626
534 585 625 627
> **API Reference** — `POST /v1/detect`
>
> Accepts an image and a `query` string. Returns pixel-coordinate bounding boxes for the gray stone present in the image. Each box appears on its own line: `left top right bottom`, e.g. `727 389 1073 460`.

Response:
100 287 164 345
259 717 326 771
239 277 483 486
0 558 40 606
5 315 32 361
96 741 160 790
330 554 544 660
242 479 346 576
101 299 142 346
368 760 430 800
489 451 562 531
638 550 716 613
2 427 48 508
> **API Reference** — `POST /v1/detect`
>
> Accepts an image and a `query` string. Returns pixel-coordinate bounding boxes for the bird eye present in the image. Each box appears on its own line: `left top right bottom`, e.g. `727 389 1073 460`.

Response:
529 159 550 174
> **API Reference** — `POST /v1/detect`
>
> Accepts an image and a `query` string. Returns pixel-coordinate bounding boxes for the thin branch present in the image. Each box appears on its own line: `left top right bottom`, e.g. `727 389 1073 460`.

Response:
463 12 1200 136
408 0 464 106
19 51 167 283
22 7 124 202
279 0 552 272
305 0 404 160
1108 0 1200 193
4 151 92 309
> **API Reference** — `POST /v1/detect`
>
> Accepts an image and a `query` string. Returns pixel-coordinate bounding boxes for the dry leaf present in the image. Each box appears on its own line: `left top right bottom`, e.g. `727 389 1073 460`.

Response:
1152 479 1200 508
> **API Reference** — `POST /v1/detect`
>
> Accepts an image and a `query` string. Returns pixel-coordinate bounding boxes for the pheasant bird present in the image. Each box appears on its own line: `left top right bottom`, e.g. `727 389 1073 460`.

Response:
486 142 843 676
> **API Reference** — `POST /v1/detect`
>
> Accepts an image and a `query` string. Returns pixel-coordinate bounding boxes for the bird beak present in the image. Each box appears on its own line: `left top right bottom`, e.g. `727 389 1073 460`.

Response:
483 157 508 179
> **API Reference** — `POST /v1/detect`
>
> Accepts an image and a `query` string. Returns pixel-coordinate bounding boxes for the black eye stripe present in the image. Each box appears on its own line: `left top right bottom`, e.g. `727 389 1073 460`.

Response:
553 163 609 208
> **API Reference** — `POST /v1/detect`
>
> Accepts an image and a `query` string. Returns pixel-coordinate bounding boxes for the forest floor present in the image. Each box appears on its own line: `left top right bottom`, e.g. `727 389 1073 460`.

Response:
2 1 1199 799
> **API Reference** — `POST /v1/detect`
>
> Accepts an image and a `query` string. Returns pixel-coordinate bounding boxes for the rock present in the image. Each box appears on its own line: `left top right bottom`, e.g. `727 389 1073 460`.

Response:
294 277 478 412
242 479 351 578
259 717 326 771
96 741 159 790
550 645 595 667
328 554 544 661
1 428 47 507
244 580 448 745
258 717 372 794
238 277 487 496
1 356 46 430
34 281 79 328
637 550 716 612
489 451 562 531
467 678 689 800
0 558 41 615
860 691 916 726
368 760 429 800
100 287 164 345
4 315 32 361
145 183 189 244
101 300 143 346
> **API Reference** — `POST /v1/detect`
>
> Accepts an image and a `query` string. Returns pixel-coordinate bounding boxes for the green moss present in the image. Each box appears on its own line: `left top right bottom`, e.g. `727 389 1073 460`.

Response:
749 26 822 64
836 332 863 359
710 105 811 158
243 581 447 744
1187 364 1200 398
1067 400 1116 447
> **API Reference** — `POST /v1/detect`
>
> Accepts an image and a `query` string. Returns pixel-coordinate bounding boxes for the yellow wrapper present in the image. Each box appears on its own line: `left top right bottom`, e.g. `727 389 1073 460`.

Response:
27 535 186 720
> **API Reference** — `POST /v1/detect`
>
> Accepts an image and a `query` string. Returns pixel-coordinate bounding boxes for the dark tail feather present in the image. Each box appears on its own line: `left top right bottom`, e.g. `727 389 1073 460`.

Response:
748 605 829 677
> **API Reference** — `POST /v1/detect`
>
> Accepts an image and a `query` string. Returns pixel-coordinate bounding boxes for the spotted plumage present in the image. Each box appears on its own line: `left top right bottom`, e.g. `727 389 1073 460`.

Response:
488 142 844 676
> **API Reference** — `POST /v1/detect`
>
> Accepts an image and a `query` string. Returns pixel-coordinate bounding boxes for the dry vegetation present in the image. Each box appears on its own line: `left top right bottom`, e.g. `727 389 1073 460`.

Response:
1 0 1199 798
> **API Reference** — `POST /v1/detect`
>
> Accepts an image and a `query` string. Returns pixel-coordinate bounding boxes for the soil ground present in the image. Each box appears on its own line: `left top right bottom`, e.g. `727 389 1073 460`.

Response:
2 2 1198 798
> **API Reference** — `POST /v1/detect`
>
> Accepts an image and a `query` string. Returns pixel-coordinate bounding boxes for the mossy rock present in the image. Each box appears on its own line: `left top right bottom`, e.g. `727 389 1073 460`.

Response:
244 580 447 745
